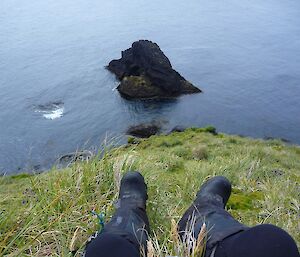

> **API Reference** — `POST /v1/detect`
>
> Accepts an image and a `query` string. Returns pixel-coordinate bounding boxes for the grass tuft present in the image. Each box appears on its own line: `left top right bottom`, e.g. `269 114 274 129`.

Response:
192 145 208 160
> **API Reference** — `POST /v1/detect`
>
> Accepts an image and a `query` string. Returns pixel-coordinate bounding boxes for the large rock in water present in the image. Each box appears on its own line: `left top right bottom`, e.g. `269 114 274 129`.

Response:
107 40 201 99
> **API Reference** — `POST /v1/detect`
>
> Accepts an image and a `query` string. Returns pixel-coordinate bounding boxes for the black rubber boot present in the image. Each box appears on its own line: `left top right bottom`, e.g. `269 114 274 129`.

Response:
178 176 248 257
87 171 150 256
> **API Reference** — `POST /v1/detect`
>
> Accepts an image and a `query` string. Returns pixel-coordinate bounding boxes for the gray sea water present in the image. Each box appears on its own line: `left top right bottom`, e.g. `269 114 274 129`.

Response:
1 0 300 174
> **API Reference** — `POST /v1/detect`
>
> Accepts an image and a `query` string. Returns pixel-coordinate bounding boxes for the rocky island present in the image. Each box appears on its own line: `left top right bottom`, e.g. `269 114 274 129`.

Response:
107 40 201 99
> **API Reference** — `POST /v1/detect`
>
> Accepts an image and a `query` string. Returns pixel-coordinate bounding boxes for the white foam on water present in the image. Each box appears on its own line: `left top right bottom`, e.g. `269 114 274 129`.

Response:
42 107 64 120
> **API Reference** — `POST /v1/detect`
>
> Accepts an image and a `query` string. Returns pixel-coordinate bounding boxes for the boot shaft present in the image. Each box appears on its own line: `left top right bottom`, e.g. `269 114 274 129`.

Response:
118 171 148 209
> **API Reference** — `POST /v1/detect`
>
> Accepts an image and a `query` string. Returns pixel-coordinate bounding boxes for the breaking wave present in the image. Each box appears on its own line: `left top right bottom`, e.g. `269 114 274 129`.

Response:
34 102 64 120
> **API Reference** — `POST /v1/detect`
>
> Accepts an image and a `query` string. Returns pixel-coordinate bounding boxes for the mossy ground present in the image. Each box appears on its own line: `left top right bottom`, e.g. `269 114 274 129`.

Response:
0 128 299 256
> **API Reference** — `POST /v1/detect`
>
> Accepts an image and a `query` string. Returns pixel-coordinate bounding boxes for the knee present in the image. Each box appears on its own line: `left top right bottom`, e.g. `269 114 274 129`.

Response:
227 224 299 257
249 224 299 256
252 224 293 238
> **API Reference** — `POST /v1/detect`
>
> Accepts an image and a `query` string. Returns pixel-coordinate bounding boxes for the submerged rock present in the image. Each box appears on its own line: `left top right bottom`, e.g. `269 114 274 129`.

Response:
108 40 201 99
34 101 64 120
56 150 94 168
36 101 63 111
127 123 161 138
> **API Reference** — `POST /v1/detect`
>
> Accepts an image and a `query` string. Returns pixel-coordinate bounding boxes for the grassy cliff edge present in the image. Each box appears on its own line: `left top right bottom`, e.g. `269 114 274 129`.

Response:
1 128 299 256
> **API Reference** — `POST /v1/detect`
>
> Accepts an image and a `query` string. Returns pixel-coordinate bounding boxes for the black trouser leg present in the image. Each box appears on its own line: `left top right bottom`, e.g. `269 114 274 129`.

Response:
85 172 149 257
215 224 299 257
85 232 140 257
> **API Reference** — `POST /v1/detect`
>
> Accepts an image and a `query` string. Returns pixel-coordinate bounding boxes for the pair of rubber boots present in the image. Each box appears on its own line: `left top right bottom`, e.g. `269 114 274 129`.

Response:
92 171 247 256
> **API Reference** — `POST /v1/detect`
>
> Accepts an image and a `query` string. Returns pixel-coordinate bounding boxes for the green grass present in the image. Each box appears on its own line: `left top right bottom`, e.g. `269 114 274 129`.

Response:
0 128 299 256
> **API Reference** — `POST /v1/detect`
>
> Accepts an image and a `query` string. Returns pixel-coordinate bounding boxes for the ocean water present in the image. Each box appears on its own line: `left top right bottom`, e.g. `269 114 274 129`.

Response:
0 0 300 174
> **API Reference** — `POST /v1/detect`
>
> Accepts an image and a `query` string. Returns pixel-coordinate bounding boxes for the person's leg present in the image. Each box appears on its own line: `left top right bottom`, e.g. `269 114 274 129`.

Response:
178 176 299 257
215 224 299 257
178 176 248 256
85 171 149 257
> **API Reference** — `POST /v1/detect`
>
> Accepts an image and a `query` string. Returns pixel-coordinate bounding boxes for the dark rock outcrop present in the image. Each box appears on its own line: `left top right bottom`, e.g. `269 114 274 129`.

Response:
127 123 161 138
108 40 201 99
169 125 186 133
